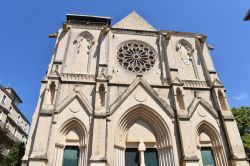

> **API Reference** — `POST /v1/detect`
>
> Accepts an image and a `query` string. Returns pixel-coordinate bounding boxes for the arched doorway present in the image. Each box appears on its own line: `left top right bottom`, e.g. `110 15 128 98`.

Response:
53 118 88 166
197 121 228 166
114 105 174 166
62 146 79 166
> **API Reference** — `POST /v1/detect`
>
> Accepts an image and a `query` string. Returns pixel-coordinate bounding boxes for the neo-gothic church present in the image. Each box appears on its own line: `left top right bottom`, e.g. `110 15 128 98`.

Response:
22 12 248 166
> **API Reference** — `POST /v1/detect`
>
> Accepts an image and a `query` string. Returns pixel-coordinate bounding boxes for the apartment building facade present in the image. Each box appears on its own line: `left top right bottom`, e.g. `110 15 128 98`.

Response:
0 85 30 158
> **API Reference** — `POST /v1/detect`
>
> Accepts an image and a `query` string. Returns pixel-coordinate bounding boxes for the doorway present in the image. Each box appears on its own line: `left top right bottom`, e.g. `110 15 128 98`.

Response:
62 146 79 166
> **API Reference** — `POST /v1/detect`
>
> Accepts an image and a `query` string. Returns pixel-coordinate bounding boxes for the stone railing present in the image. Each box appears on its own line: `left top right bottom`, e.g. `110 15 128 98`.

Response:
61 73 95 83
183 80 208 88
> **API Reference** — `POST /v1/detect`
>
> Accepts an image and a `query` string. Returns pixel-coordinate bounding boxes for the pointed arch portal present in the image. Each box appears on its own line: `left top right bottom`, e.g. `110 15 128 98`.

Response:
53 118 88 166
197 121 228 166
114 105 174 166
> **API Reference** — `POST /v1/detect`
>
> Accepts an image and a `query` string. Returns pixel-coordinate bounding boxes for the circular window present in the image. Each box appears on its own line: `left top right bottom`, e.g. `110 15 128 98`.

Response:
117 41 156 73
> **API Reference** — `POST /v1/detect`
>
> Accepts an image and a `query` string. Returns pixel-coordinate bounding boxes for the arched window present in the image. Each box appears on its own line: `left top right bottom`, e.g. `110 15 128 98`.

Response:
176 88 185 110
218 90 228 111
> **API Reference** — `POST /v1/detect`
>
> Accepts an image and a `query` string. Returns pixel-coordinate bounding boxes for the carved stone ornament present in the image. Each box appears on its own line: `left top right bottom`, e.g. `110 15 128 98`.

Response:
70 107 80 113
176 39 194 65
117 41 156 73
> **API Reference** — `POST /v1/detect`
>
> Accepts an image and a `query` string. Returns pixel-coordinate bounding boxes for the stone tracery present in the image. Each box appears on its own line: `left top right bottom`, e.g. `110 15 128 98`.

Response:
117 41 156 73
114 105 174 166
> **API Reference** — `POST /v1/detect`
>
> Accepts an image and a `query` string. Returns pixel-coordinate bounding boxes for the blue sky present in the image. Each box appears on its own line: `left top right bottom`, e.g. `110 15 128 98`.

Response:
0 1 249 122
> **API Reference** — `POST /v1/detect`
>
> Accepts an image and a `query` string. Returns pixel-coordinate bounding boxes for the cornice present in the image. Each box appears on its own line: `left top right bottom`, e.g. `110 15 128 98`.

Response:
66 22 105 30
111 28 158 37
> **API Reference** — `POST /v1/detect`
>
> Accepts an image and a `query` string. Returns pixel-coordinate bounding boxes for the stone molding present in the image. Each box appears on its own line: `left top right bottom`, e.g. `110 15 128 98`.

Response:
67 22 105 30
188 97 218 119
183 80 209 88
61 73 95 83
109 77 174 117
55 90 93 115
112 28 158 37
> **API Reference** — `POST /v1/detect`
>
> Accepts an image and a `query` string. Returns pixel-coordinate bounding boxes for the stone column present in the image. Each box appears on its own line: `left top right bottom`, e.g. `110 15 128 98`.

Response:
139 141 146 166
52 144 64 166
195 38 248 166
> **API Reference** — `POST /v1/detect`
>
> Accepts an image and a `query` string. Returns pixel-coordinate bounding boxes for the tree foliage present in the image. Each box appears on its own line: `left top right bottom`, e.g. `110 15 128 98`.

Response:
1 142 25 166
232 107 250 159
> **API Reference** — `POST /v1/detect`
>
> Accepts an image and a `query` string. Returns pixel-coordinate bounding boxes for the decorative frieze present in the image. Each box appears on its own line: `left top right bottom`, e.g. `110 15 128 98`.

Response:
61 73 95 83
112 28 158 37
183 80 208 88
67 23 105 30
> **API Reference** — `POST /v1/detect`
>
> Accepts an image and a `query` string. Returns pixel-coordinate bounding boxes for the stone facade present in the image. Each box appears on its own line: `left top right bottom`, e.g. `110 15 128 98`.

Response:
22 12 248 166
0 85 30 159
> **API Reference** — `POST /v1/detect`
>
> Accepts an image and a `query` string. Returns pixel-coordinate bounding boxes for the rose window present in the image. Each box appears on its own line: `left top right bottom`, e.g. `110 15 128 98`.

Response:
117 42 156 73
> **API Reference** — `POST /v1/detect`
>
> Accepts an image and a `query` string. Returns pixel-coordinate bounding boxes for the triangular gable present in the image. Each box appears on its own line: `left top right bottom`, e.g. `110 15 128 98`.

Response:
172 77 183 85
113 11 156 31
188 97 218 118
109 77 174 117
55 90 93 115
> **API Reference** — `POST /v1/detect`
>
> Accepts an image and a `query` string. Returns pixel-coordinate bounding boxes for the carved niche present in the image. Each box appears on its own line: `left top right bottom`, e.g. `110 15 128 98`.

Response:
72 31 94 73
176 39 198 79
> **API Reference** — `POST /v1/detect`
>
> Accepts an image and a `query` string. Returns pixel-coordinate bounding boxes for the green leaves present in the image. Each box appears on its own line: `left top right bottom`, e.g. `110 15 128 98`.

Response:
232 107 250 158
1 142 25 166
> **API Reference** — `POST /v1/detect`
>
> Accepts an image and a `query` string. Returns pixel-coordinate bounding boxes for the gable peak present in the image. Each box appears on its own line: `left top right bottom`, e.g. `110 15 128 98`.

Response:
113 11 156 31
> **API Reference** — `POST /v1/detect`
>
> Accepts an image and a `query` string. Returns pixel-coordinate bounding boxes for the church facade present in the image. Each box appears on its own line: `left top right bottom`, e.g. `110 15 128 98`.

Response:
22 12 248 166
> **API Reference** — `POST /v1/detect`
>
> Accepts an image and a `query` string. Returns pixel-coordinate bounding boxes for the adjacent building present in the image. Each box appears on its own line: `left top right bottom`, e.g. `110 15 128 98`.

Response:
22 12 248 166
244 9 250 21
0 85 30 159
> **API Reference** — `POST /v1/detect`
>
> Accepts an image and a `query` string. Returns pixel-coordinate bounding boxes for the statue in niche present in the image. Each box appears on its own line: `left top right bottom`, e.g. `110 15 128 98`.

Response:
46 81 56 105
72 32 94 73
99 84 105 107
176 40 194 65
176 39 197 80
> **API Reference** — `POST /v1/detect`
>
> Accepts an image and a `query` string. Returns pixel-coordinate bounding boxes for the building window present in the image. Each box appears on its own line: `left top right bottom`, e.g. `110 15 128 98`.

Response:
0 111 2 120
17 115 20 124
21 135 24 142
5 121 9 130
9 106 12 113
62 146 79 166
1 95 7 104
13 128 17 137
